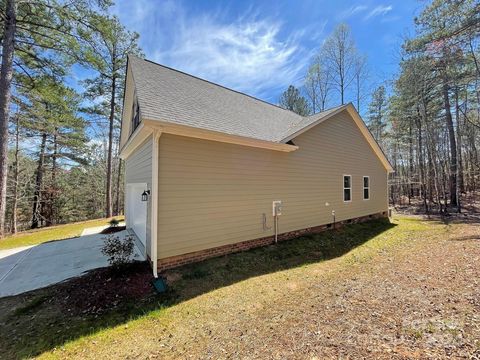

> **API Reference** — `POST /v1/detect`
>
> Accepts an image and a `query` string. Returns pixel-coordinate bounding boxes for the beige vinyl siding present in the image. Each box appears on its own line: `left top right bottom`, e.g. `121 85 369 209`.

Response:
157 111 388 259
125 137 153 256
125 137 152 183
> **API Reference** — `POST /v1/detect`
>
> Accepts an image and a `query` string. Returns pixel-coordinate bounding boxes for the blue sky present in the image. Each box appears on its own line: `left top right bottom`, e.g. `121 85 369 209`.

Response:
107 0 422 112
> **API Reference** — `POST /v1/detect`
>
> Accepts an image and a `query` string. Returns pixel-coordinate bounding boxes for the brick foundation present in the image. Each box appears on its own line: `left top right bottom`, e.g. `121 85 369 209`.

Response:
156 211 388 272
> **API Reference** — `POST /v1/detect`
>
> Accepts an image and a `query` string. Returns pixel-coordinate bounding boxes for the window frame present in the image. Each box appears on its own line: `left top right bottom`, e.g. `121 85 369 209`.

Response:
343 174 352 203
131 96 140 135
363 176 370 200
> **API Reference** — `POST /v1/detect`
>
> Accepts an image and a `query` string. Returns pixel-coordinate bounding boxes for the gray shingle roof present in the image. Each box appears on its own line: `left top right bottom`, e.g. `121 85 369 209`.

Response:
129 55 347 143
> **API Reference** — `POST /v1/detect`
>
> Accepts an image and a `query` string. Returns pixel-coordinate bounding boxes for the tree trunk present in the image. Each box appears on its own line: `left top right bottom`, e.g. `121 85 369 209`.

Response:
340 75 344 105
426 143 435 203
356 73 360 111
105 48 117 218
415 108 428 213
408 117 414 204
10 115 19 234
339 50 344 105
455 90 462 212
425 118 443 213
455 92 464 190
0 0 16 238
45 132 58 226
442 79 458 206
115 158 122 216
32 133 47 229
309 80 316 114
391 141 397 206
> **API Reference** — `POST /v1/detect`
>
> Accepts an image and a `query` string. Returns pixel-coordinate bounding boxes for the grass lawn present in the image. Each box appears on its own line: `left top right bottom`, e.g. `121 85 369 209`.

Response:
0 215 478 359
0 216 124 250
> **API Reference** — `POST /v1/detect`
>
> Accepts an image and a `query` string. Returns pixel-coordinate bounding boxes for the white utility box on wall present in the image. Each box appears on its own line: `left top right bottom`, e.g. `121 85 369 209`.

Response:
272 201 282 216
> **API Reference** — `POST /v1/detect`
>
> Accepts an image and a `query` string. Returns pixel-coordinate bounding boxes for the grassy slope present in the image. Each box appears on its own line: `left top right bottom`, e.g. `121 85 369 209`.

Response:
1 216 478 358
0 217 123 250
42 218 437 357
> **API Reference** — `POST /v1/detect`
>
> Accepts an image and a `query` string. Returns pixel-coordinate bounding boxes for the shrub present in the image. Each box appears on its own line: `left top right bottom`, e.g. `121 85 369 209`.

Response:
109 218 120 227
101 234 135 269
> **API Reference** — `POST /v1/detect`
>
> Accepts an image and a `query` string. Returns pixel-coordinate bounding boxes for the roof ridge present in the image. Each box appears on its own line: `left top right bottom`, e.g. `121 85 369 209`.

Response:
130 54 303 119
306 103 350 118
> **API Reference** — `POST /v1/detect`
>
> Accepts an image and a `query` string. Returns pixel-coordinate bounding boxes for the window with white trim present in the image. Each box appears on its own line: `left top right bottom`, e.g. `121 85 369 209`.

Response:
343 175 352 202
131 97 140 134
363 176 370 200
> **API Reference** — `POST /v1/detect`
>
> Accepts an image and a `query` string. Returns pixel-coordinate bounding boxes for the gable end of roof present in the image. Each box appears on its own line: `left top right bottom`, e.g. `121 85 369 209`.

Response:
282 103 394 173
124 56 393 172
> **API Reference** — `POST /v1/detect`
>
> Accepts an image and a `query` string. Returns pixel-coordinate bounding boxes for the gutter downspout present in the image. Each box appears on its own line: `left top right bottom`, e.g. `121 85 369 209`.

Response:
151 130 161 278
274 215 278 243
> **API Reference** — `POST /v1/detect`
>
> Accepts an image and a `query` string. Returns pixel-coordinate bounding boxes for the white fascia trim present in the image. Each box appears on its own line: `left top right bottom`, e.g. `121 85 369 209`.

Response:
142 119 298 152
119 122 152 160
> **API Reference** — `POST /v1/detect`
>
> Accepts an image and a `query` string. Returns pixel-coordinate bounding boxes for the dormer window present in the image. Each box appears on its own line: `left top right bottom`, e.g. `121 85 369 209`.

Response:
131 97 140 134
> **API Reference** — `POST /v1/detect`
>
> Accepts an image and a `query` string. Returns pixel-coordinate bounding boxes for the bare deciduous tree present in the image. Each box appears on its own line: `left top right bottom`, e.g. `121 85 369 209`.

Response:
322 23 357 105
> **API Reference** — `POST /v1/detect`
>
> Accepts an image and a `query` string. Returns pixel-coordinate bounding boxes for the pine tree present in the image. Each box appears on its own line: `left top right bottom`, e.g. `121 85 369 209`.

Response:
367 86 388 144
279 85 311 116
78 14 142 218
0 0 110 236
16 76 87 228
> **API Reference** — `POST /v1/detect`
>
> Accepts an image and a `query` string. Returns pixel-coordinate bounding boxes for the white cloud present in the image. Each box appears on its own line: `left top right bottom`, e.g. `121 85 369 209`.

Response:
338 5 368 20
155 17 308 97
111 1 312 101
364 5 393 20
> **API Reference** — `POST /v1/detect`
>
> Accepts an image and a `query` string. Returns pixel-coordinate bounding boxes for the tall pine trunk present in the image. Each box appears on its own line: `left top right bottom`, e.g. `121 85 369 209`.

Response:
31 133 47 229
415 108 428 213
408 117 414 203
45 132 58 226
115 158 122 216
105 48 117 218
455 90 464 192
0 0 16 238
442 79 458 207
454 90 463 213
10 115 19 234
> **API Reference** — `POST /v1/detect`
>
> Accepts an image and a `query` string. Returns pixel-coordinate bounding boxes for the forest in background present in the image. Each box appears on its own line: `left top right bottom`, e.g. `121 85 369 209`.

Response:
280 0 479 214
0 0 478 238
0 0 142 236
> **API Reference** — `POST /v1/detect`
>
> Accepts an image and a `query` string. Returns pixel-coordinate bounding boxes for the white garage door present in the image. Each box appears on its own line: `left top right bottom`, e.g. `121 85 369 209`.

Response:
126 183 147 247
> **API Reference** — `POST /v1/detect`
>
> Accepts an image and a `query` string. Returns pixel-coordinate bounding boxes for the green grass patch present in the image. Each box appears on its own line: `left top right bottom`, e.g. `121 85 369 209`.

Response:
0 216 123 250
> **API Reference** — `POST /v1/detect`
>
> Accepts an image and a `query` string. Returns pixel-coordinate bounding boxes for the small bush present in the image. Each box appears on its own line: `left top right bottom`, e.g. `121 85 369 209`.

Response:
109 218 120 227
101 234 135 269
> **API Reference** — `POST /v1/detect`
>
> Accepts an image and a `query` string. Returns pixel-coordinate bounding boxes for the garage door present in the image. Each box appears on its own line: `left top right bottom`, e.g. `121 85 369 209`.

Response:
126 183 147 247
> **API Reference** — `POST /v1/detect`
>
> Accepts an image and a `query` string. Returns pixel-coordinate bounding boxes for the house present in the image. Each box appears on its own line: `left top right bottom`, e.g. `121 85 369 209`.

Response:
119 55 394 277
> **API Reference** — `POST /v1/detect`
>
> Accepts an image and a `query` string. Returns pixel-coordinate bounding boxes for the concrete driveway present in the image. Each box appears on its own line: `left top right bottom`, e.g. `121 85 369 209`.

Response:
0 230 145 298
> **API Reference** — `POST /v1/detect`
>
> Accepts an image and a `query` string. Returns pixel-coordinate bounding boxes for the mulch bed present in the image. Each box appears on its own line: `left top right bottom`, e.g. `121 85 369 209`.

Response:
100 225 127 234
46 261 155 316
